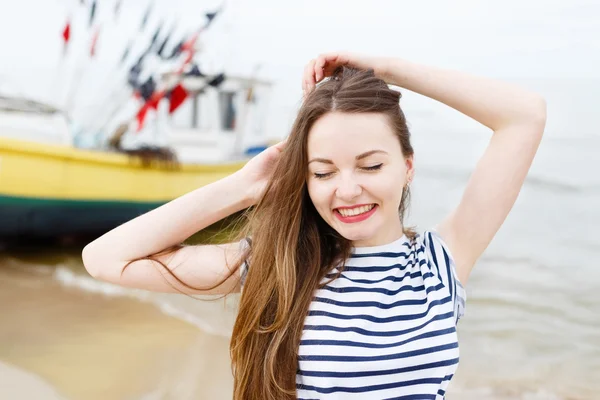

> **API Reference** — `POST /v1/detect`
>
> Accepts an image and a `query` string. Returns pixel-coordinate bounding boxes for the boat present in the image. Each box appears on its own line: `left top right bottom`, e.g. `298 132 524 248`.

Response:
0 6 275 240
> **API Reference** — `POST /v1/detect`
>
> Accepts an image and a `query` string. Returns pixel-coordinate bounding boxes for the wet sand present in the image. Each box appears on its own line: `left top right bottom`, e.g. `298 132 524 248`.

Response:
0 259 234 400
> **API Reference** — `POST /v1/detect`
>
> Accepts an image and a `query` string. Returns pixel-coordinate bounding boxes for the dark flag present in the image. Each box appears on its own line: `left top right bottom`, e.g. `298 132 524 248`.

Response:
127 61 142 88
168 39 184 59
140 3 153 31
138 76 156 101
185 64 204 77
147 23 163 52
156 25 175 58
206 11 218 23
156 36 169 58
120 41 132 65
205 10 219 26
208 73 226 87
114 0 122 20
89 1 97 28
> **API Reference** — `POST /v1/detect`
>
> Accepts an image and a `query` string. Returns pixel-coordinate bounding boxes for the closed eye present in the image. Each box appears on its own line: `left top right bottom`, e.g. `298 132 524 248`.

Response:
313 172 333 179
313 164 383 179
363 163 383 171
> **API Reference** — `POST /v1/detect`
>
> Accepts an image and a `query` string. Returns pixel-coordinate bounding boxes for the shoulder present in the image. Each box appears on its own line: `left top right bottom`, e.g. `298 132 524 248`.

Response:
422 228 467 320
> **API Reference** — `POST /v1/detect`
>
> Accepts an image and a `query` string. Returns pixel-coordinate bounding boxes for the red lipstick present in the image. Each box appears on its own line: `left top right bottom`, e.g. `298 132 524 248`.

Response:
334 204 378 224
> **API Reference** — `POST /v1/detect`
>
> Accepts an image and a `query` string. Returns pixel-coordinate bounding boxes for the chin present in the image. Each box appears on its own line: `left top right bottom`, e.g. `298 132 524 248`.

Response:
339 229 377 243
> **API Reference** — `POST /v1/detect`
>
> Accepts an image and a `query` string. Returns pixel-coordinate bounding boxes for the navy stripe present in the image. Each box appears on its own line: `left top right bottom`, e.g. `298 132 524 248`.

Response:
442 244 454 300
312 295 432 309
303 311 455 337
383 394 437 400
307 297 450 323
332 258 427 274
300 327 456 349
298 357 459 378
296 231 462 398
297 374 454 394
325 269 434 284
299 342 459 362
350 248 417 259
311 294 451 314
427 233 439 275
322 282 444 296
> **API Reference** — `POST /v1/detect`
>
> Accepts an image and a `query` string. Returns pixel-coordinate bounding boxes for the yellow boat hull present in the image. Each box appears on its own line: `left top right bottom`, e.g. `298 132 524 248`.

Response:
0 137 248 237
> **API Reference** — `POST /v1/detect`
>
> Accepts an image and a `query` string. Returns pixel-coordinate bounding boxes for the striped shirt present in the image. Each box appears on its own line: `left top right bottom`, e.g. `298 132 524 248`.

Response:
240 230 466 399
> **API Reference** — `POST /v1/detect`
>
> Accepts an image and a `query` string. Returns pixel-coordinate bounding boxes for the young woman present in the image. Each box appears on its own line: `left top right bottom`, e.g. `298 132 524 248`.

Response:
82 53 546 399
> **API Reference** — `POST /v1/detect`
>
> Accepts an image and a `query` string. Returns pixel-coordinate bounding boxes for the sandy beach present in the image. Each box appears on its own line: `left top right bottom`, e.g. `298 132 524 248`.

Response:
1 144 599 399
0 255 235 400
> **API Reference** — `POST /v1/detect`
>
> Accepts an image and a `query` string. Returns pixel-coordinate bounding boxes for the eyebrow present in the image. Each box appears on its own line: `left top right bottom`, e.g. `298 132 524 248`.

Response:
308 150 388 165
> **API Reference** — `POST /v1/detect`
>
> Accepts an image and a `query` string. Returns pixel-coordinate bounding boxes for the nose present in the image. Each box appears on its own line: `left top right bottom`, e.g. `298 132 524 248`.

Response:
335 173 362 201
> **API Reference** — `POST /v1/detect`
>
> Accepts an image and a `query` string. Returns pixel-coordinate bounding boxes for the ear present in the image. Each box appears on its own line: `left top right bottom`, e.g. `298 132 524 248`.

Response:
405 155 415 181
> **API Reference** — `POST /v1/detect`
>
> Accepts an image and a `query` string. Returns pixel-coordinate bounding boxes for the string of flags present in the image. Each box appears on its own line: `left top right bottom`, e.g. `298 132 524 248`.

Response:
129 8 226 131
59 1 227 135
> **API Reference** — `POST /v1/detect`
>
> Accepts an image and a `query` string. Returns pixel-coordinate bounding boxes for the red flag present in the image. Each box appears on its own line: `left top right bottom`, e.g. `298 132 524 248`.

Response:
168 84 188 114
90 27 101 57
148 91 163 109
136 90 165 131
62 20 71 43
181 32 199 53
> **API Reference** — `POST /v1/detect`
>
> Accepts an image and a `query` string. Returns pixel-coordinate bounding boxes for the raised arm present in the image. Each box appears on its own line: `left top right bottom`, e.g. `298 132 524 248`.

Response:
304 53 546 286
82 140 286 294
380 58 547 285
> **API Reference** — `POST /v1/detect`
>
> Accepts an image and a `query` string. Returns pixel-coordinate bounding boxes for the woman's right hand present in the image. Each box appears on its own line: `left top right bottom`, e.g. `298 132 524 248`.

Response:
302 52 392 96
239 139 287 205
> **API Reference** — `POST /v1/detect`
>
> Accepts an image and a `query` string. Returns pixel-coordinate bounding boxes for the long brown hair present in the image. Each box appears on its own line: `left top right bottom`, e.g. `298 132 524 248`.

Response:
122 66 416 399
230 67 416 399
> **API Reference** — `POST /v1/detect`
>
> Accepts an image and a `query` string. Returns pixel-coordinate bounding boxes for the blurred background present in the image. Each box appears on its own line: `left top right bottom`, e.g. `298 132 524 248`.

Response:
0 0 598 399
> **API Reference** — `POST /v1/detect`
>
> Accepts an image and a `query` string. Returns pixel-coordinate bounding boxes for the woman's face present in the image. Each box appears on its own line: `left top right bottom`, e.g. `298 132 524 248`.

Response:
306 111 413 247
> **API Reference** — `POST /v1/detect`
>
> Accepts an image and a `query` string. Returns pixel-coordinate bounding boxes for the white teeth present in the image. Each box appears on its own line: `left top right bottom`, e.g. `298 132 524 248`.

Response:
337 204 375 217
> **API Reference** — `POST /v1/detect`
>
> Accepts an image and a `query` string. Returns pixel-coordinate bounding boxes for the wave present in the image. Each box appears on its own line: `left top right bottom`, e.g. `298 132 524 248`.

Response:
418 165 599 194
52 266 235 338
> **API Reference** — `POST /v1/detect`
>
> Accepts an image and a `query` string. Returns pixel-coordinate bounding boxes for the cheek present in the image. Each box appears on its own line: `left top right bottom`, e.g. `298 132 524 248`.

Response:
371 173 404 203
307 180 330 209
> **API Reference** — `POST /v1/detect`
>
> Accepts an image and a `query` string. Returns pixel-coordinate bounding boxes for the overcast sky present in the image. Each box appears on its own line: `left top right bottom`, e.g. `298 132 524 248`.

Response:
1 0 598 79
0 0 598 141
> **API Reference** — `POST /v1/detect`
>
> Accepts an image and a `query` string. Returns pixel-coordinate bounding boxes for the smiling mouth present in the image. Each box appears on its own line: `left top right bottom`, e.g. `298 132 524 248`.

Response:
334 204 376 217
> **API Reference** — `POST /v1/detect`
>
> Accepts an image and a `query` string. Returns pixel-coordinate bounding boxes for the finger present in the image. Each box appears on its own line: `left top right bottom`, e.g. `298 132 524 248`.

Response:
315 55 327 82
322 52 350 75
303 59 317 92
302 60 313 92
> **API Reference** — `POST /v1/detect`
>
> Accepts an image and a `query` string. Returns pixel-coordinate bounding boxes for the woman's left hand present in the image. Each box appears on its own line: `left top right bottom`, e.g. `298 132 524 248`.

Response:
302 52 390 96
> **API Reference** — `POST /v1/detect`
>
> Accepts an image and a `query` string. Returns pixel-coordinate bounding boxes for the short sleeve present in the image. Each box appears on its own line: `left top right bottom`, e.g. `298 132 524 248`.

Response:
423 229 467 322
239 237 252 288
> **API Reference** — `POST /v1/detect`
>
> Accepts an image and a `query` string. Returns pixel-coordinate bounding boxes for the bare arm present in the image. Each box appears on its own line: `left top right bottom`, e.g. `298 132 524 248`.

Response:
82 170 254 295
381 58 547 284
305 53 546 285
